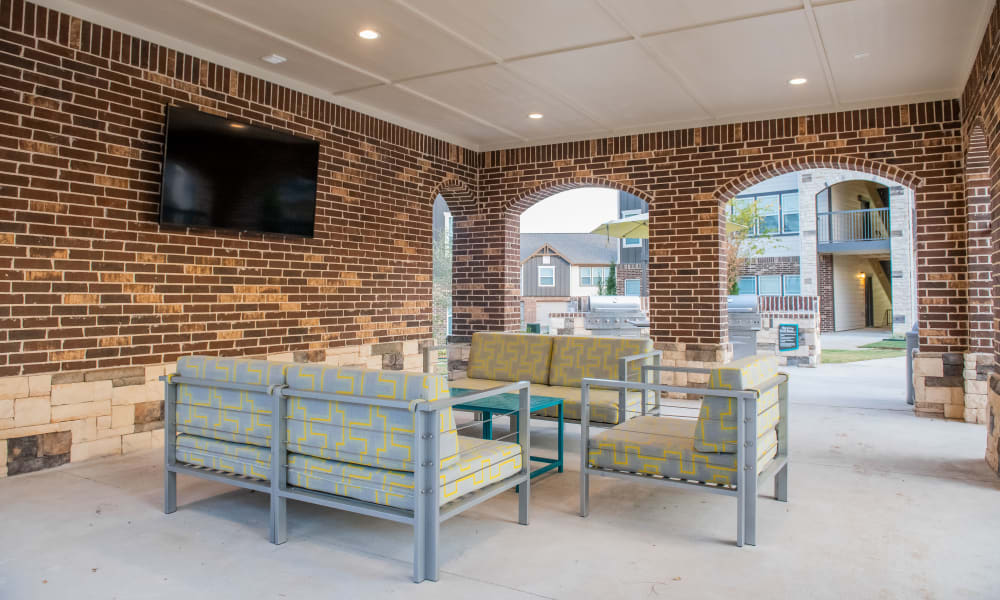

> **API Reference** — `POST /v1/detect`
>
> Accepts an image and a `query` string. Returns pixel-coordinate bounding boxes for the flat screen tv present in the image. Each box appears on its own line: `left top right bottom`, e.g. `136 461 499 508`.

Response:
159 106 319 237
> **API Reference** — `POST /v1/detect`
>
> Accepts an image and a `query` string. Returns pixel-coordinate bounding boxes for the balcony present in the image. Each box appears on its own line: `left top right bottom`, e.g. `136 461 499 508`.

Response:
817 207 891 253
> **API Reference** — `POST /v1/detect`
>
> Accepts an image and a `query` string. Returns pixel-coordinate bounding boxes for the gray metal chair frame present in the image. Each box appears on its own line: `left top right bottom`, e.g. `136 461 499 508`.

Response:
579 365 789 546
423 343 662 427
162 374 531 583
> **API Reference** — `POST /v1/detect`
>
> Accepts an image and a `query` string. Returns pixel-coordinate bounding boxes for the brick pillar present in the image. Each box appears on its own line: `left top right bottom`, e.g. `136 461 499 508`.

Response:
450 210 518 337
818 254 835 332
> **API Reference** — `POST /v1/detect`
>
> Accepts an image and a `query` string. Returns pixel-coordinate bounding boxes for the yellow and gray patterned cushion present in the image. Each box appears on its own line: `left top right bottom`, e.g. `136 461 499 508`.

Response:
175 433 521 510
449 377 644 425
176 433 271 479
467 333 554 385
694 355 780 453
174 356 288 447
547 335 653 389
284 364 459 472
589 416 778 486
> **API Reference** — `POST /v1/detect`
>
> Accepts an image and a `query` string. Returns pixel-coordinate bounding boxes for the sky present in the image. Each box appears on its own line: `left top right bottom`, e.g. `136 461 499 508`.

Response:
520 187 619 233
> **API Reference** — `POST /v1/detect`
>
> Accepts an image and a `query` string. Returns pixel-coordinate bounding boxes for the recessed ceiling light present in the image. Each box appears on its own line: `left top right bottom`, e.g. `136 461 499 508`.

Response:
528 113 544 119
788 77 808 86
261 54 286 64
853 51 871 60
358 29 380 40
229 123 245 129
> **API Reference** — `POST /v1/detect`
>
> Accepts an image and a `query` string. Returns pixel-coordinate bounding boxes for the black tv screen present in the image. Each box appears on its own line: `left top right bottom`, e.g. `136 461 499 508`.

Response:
159 106 319 237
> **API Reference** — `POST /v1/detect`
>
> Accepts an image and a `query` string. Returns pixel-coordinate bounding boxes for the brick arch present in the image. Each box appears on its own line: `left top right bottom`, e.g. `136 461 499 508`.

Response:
965 121 993 353
506 177 653 217
431 177 476 214
714 156 922 203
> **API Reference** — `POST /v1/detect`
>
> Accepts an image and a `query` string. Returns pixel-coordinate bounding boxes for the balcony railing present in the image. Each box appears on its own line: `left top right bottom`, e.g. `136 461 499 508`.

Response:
817 208 890 243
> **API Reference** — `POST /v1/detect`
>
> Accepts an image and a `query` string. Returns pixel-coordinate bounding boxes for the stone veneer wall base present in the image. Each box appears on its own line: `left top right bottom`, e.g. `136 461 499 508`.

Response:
0 342 425 478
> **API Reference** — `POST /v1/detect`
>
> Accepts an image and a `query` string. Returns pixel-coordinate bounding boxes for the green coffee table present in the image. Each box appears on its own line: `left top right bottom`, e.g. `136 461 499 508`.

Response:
450 387 564 479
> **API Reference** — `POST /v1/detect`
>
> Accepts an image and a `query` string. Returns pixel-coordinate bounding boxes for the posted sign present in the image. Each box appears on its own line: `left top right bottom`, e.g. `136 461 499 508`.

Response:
777 324 799 352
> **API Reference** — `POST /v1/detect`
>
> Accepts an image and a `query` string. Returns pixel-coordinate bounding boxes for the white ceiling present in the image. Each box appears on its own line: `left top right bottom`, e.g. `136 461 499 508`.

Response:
36 0 994 151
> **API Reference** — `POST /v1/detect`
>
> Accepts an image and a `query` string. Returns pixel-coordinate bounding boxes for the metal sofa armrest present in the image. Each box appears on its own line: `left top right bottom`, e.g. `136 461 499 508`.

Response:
422 343 449 374
617 350 662 419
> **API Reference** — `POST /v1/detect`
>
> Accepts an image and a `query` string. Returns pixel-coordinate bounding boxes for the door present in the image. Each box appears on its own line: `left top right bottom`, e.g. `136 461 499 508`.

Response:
864 275 874 327
859 197 872 240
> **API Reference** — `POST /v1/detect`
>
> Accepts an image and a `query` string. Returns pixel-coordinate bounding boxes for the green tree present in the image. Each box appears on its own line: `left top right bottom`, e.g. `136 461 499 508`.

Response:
603 263 617 295
431 224 452 344
726 198 772 294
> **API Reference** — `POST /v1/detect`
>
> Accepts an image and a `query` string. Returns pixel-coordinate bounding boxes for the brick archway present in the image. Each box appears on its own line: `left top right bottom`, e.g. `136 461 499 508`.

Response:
965 122 993 354
714 156 922 203
506 177 654 217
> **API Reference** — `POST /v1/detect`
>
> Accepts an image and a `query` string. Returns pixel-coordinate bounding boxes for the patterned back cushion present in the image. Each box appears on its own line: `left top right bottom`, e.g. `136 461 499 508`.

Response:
467 332 554 385
694 355 781 453
174 356 288 447
547 335 653 388
284 364 459 472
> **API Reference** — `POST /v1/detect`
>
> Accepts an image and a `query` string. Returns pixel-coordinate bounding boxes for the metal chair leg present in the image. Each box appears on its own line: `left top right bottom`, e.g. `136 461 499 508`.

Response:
775 464 788 502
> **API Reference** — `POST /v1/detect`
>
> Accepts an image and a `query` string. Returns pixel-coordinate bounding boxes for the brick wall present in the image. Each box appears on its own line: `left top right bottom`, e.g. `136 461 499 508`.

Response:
0 0 477 378
467 104 964 365
961 1 1000 370
739 256 800 277
615 263 646 296
818 253 835 332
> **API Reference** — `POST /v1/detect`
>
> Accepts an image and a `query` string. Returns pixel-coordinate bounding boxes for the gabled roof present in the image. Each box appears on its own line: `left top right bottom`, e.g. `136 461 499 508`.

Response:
521 233 618 265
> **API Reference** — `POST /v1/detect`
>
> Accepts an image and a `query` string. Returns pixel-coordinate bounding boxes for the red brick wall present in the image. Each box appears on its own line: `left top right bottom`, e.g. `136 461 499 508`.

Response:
961 1 1000 368
0 1 477 376
615 263 646 296
0 0 979 376
470 106 964 354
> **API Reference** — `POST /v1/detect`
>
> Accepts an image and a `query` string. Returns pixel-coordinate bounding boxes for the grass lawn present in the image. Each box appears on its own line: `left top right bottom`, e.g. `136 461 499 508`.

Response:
859 338 907 350
821 348 906 364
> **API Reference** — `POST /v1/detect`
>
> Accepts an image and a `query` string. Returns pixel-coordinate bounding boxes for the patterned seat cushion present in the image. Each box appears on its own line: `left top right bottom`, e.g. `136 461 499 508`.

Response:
467 333 554 385
589 415 778 486
174 356 288 447
547 335 653 389
284 364 459 472
174 434 522 510
449 377 644 425
693 355 781 453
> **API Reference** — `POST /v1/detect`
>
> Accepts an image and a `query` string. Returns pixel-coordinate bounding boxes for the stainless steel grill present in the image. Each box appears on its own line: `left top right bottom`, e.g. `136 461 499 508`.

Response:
583 296 647 337
728 295 761 359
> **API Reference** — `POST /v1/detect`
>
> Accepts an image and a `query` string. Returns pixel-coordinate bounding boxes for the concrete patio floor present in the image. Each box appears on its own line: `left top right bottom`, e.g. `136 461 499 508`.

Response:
1 358 998 599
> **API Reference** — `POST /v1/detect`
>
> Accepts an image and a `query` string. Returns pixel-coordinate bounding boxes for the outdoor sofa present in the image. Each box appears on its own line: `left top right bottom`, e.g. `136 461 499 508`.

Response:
424 332 662 426
162 355 532 582
580 354 789 546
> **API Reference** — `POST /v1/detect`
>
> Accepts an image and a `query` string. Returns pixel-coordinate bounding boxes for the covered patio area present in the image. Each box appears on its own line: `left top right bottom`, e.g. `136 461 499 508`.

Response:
2 0 1000 596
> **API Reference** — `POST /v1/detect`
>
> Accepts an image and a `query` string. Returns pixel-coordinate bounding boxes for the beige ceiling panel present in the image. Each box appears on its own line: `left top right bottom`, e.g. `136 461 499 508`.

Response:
403 65 598 138
63 0 382 91
606 0 805 36
404 0 629 59
193 0 494 82
644 10 832 117
506 40 707 128
341 85 519 147
815 0 989 102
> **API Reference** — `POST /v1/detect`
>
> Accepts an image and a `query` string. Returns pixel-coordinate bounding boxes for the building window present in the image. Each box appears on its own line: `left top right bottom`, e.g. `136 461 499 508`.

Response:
621 208 643 248
783 274 801 296
781 192 799 233
757 275 782 296
737 276 756 295
731 189 799 237
538 265 555 287
624 279 641 296
580 266 610 287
